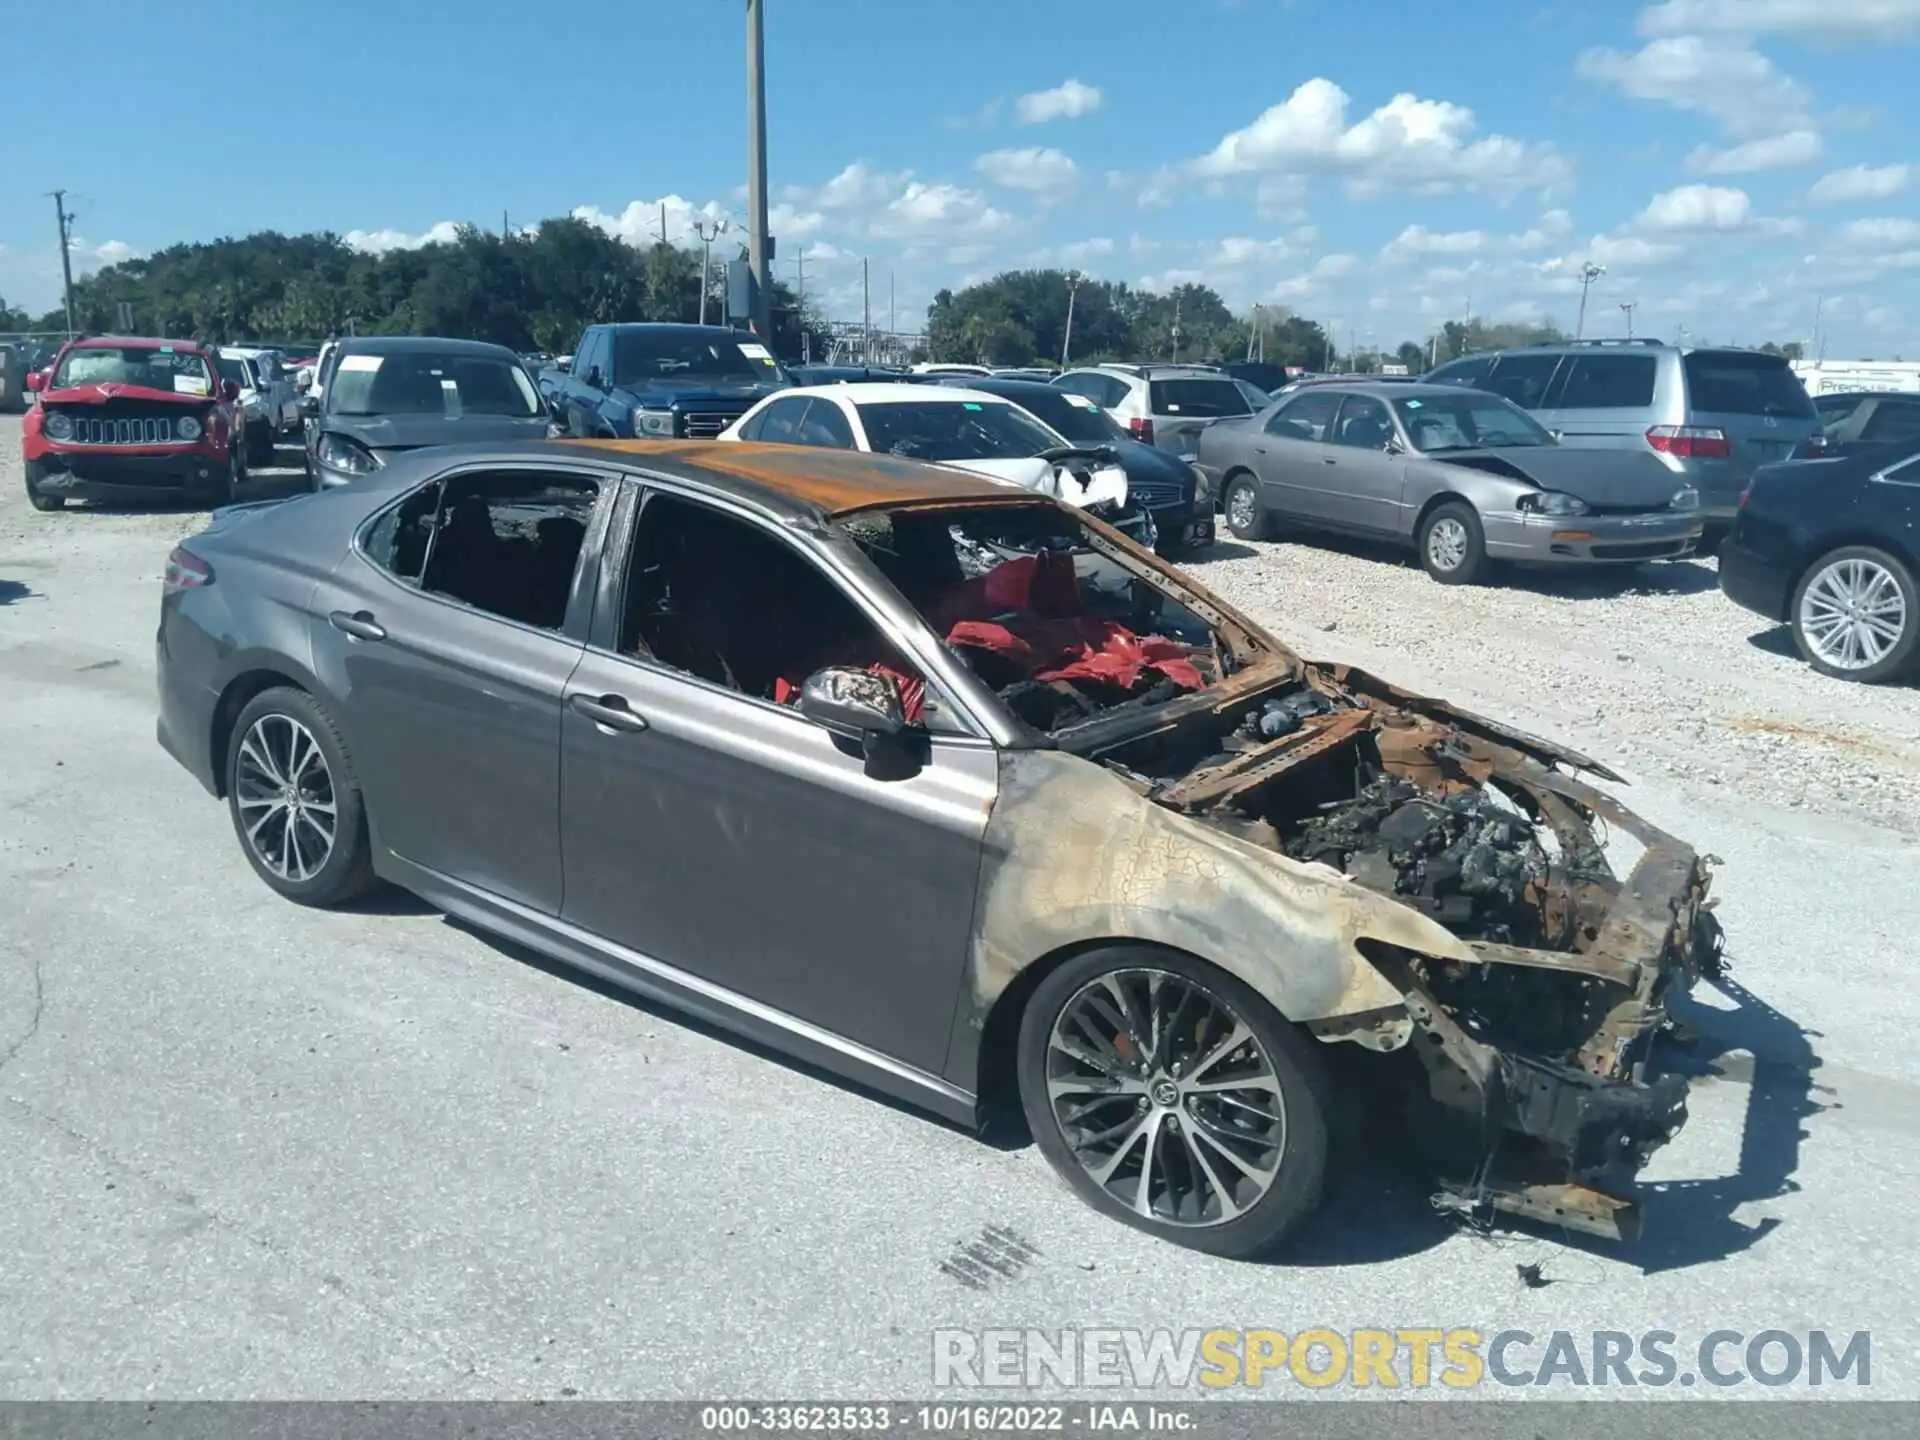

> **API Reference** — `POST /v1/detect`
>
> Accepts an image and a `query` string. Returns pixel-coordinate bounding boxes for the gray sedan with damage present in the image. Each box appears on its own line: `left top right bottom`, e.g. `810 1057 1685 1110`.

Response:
1202 382 1705 583
156 438 1724 1256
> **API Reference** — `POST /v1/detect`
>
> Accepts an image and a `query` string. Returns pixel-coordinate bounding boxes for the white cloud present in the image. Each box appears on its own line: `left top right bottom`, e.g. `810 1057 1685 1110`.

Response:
973 146 1079 192
1578 36 1813 140
344 221 462 254
1841 216 1920 250
1193 78 1570 197
1689 129 1822 174
806 162 911 212
1267 252 1362 303
767 203 825 240
1808 163 1912 205
1015 78 1102 124
1640 0 1920 38
869 182 1012 242
1634 184 1752 232
1381 225 1489 263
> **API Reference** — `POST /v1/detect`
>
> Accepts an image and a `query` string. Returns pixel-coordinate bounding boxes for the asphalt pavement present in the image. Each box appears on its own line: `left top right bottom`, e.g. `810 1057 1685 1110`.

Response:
1 419 1916 1402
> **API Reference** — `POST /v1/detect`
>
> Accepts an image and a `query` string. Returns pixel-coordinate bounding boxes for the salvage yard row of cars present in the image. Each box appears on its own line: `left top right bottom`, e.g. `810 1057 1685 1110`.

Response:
10 316 1914 1257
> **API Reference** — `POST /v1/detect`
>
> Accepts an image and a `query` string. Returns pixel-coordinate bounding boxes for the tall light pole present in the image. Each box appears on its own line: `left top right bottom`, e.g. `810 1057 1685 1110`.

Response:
1620 300 1637 340
693 216 729 325
1061 270 1083 367
50 190 78 337
744 0 772 339
1575 261 1606 339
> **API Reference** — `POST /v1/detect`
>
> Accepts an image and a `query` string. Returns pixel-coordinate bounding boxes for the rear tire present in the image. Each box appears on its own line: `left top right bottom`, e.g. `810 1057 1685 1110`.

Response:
1417 501 1489 584
1223 473 1273 541
246 420 273 468
1016 945 1330 1259
225 687 379 907
1790 545 1917 683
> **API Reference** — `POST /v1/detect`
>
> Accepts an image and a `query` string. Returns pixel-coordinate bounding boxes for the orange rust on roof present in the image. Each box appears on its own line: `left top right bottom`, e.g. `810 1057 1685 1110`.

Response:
566 438 1039 516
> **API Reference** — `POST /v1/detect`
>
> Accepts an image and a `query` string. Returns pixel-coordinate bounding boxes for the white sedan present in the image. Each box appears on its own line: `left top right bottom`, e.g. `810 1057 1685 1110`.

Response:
717 383 1141 520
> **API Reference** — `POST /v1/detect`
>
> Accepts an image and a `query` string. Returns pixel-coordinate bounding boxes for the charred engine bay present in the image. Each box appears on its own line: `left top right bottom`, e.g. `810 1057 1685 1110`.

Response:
1095 680 1624 1019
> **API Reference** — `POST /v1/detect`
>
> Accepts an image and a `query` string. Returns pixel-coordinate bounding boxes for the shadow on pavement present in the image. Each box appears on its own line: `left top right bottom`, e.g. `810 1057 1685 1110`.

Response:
1253 528 1721 599
1744 625 1798 659
0 578 34 607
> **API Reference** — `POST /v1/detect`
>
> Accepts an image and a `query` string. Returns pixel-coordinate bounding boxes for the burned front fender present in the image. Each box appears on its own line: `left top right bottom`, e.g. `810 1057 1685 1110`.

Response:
943 746 1482 1092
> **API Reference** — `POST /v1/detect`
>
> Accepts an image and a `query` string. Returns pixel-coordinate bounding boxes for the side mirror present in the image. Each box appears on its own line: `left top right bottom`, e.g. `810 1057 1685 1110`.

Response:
1549 429 1563 442
585 366 603 389
1383 433 1405 455
221 379 241 402
25 370 45 392
797 666 904 739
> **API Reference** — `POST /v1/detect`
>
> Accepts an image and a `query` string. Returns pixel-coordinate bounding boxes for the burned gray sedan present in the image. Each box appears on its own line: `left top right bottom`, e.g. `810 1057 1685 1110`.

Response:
1202 382 1705 583
157 439 1722 1256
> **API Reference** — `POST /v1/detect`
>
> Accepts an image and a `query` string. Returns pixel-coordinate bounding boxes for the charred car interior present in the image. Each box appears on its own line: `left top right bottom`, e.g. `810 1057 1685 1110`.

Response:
823 500 1727 1241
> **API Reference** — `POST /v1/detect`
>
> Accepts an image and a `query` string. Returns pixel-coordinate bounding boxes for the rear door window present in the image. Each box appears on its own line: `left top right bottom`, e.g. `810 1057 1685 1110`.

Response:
794 399 856 448
1428 355 1495 389
1682 352 1815 418
753 397 814 445
1484 354 1564 410
1555 354 1657 410
1147 378 1253 418
1861 399 1920 444
1270 390 1341 441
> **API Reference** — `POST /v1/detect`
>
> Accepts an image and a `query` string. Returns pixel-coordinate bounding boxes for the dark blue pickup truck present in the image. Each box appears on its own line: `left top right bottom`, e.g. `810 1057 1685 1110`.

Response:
551 323 790 439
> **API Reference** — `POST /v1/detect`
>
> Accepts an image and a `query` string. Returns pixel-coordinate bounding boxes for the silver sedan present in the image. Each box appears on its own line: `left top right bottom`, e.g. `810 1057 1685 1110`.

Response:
1200 382 1705 583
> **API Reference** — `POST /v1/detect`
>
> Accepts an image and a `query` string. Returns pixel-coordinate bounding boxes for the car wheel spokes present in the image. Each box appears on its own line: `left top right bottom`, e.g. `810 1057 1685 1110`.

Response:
1801 558 1907 669
1229 486 1256 531
1046 968 1286 1228
1427 518 1468 571
235 714 337 881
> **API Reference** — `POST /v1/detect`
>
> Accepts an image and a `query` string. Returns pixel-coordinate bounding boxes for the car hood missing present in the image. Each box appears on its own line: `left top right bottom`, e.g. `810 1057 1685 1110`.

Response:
1429 445 1688 510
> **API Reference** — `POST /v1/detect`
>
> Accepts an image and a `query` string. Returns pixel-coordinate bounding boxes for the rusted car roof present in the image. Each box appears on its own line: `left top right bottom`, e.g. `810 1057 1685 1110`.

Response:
564 439 1040 518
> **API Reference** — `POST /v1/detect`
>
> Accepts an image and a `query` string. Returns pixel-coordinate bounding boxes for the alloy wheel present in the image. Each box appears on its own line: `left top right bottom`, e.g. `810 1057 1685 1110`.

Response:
1227 483 1258 535
233 714 338 882
1425 517 1469 572
1044 968 1287 1228
1799 557 1908 671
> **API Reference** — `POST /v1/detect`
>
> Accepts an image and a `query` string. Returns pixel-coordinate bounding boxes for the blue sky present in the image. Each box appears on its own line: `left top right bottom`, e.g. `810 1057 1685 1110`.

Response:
4 0 1919 355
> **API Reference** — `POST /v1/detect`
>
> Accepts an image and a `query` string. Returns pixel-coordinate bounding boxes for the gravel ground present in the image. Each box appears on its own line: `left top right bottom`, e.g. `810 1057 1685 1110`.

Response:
1186 535 1920 839
3 418 1918 1404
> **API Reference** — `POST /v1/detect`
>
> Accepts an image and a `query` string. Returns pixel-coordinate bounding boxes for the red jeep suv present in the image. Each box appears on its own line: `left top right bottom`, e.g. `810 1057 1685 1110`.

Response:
22 337 245 512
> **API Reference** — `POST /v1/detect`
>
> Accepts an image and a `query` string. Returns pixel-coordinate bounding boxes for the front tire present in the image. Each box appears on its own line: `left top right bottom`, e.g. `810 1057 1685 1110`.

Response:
1417 501 1488 584
225 687 379 907
1222 473 1273 541
24 460 65 512
1791 545 1917 683
1016 946 1330 1259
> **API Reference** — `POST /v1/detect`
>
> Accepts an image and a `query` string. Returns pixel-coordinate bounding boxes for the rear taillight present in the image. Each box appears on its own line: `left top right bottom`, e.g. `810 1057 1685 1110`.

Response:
1646 425 1730 460
1129 416 1155 444
163 546 213 593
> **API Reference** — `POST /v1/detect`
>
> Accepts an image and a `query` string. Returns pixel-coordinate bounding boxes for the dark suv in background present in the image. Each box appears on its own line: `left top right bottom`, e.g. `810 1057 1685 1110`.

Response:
1427 339 1820 550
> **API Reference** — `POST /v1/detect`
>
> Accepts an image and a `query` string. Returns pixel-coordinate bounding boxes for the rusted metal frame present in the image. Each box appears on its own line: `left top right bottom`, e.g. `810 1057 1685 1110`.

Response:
1053 653 1297 755
1466 940 1641 989
1153 709 1378 811
1461 748 1708 1081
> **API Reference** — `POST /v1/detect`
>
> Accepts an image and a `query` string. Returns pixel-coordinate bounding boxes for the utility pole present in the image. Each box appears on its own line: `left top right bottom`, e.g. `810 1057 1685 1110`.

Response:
861 256 872 363
888 270 895 341
1061 270 1083 367
745 0 772 339
1575 261 1606 340
50 190 78 337
503 209 509 241
1620 300 1637 339
1170 293 1182 363
1812 294 1825 361
657 203 669 246
692 216 729 325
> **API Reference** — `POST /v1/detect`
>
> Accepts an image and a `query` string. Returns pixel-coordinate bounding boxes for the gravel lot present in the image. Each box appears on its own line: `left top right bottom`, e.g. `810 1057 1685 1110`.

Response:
3 415 1917 1403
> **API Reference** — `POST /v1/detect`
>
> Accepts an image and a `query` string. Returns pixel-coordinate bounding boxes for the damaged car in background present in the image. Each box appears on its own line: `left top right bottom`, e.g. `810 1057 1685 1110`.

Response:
156 439 1723 1258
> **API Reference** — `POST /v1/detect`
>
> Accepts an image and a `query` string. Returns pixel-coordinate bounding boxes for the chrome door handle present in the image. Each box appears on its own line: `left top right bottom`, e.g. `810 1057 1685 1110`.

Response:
568 693 650 734
328 610 386 642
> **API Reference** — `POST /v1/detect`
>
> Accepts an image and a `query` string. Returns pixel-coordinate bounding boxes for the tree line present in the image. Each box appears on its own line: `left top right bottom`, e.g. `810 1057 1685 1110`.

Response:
0 219 831 359
1 231 1816 370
